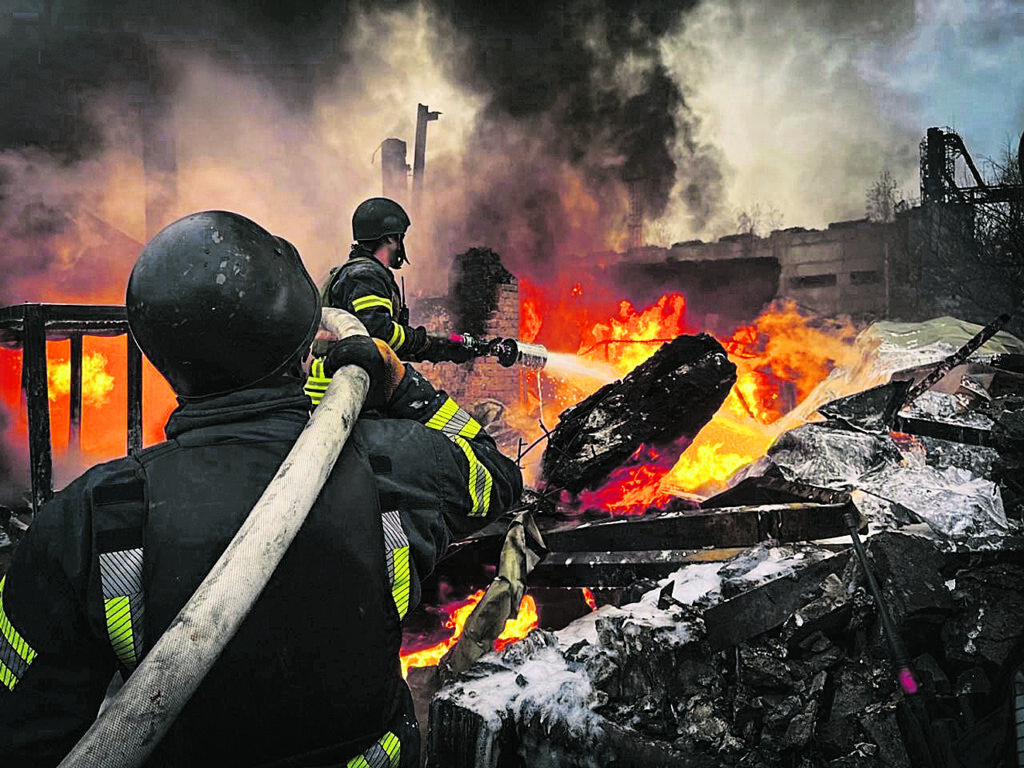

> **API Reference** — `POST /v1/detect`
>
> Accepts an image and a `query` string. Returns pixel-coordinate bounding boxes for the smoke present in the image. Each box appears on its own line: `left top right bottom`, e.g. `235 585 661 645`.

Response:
0 0 950 299
654 0 922 240
423 1 710 276
0 0 1015 504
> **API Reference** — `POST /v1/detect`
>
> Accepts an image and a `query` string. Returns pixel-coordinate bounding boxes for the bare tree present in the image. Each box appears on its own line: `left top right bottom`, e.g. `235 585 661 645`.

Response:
735 202 783 237
974 144 1024 323
865 168 900 223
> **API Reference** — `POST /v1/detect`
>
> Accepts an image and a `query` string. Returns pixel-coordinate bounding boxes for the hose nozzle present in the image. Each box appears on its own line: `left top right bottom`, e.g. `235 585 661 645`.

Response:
491 338 548 369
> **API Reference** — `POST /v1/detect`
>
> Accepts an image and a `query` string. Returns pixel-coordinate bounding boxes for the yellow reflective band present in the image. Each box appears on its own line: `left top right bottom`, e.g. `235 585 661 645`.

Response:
381 511 411 620
0 577 37 678
392 546 411 619
0 658 17 692
425 397 458 430
304 357 332 406
451 435 493 517
388 322 406 351
104 596 137 669
381 731 401 768
346 731 401 768
425 397 481 439
352 295 393 314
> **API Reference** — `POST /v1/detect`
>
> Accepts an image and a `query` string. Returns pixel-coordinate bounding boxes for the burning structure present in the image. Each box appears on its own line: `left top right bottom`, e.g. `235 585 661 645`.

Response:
2 2 1024 765
421 315 1024 768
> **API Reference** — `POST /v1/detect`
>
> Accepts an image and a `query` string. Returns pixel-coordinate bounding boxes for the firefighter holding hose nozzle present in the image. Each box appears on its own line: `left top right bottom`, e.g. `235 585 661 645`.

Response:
0 211 523 768
321 196 475 364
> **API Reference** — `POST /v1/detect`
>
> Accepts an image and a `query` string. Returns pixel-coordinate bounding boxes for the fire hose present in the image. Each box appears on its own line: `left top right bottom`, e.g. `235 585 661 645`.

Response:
438 510 547 681
58 309 369 768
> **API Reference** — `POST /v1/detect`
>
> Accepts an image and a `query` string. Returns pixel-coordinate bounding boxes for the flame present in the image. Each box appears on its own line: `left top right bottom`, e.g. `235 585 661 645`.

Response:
520 281 544 344
399 590 539 679
47 351 116 407
582 588 597 611
580 293 689 374
515 288 862 507
1 335 177 491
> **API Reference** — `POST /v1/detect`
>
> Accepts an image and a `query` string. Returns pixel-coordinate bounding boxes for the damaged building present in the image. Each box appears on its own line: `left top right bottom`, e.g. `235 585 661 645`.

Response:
2 3 1024 765
422 315 1024 768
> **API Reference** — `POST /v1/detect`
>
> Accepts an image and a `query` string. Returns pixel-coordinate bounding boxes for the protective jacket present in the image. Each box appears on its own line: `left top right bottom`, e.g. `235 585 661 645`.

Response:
323 246 430 361
0 368 522 768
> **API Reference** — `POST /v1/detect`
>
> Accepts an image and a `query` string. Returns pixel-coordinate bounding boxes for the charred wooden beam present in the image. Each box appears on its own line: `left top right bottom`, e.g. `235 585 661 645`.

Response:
541 502 854 553
892 414 997 448
127 334 144 454
701 476 852 509
22 305 53 511
68 334 83 451
702 551 849 651
0 302 130 344
531 548 748 588
541 333 737 494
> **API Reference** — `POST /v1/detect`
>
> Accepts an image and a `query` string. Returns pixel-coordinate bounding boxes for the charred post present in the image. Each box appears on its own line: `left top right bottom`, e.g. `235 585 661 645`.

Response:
541 333 737 494
22 305 53 511
69 333 83 451
127 333 143 454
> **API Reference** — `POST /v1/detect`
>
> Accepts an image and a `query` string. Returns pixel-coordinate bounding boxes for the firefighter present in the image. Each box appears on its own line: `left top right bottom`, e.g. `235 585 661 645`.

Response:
321 196 472 363
0 211 523 767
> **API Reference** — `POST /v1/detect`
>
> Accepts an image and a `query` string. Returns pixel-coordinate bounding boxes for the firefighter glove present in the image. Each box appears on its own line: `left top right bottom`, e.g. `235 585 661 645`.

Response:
322 336 404 410
423 336 475 364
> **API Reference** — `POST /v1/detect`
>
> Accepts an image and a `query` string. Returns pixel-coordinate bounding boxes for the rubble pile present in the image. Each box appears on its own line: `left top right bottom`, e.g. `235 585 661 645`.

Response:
428 320 1024 767
430 539 1024 767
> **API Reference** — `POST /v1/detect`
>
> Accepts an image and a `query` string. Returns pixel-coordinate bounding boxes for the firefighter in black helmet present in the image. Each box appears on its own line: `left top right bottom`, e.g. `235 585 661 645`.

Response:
320 196 472 364
0 211 523 767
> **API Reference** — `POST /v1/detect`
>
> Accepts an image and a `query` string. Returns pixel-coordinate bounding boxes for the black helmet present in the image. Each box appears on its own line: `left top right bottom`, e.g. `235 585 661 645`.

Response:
352 197 410 242
126 210 321 399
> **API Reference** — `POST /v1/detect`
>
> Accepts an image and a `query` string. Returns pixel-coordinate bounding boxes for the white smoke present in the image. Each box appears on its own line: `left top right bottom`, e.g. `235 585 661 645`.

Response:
654 0 923 241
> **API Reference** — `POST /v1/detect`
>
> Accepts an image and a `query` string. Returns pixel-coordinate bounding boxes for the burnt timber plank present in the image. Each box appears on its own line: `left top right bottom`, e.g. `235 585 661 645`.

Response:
541 502 854 553
702 551 849 651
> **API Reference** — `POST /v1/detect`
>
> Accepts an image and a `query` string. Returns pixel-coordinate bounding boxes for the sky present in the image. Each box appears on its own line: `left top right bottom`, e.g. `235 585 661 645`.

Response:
866 0 1023 170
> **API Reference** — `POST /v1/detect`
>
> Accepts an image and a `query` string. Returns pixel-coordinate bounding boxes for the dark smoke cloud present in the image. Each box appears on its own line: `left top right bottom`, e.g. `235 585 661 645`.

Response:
0 2 712 265
428 0 711 270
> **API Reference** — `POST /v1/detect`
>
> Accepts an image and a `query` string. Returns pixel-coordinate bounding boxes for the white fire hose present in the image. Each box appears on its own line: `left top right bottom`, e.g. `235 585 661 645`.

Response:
59 309 368 767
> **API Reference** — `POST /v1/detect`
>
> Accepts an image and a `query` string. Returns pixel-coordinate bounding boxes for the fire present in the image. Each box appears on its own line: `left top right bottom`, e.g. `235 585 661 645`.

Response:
580 294 689 373
582 588 597 611
576 445 679 514
399 590 539 679
0 335 178 491
47 351 116 406
518 289 861 509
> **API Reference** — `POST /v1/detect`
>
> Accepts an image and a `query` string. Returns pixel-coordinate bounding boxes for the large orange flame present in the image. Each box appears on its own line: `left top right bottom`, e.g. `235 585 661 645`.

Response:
516 283 861 511
0 336 177 491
